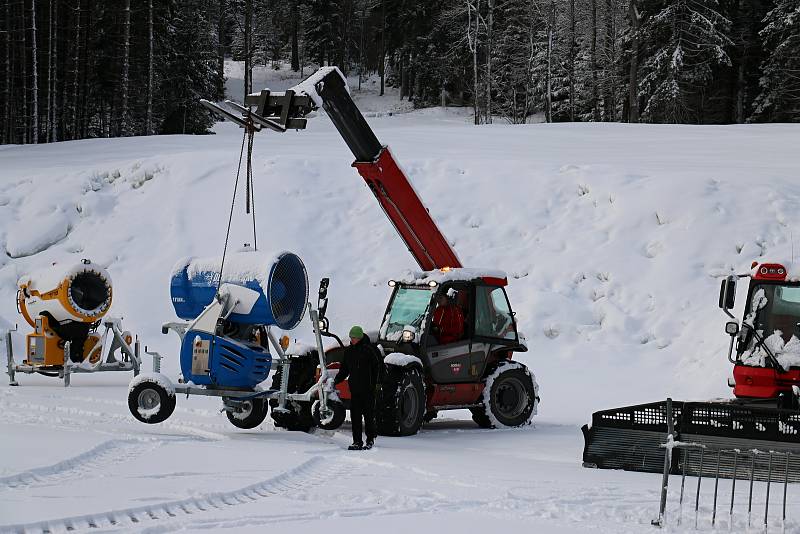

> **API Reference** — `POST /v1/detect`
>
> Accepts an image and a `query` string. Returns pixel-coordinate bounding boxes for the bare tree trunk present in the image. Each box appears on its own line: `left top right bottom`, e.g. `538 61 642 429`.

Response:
590 0 600 121
545 2 553 123
119 0 130 136
291 1 299 71
21 0 28 144
467 0 481 125
569 0 575 121
79 0 89 137
358 4 364 90
379 0 385 96
50 0 57 141
628 0 640 123
31 0 39 143
218 0 225 98
5 0 13 143
734 0 745 124
603 0 616 121
146 0 153 134
485 0 494 124
400 53 407 99
244 0 252 97
72 0 81 139
46 0 52 141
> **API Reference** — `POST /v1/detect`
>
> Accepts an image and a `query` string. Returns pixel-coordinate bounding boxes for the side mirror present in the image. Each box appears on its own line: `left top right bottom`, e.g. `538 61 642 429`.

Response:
725 321 739 336
719 277 736 310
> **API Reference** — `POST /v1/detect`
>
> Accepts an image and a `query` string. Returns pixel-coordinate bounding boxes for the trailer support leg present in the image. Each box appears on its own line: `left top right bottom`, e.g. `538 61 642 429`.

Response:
653 398 675 528
6 330 18 386
63 341 71 387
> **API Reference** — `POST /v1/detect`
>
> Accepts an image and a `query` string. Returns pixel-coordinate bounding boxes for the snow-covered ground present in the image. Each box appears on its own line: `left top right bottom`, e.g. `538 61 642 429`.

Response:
1 63 800 532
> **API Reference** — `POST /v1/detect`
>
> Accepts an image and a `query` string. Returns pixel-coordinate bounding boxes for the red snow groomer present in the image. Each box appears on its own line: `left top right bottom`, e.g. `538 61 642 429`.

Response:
583 261 800 478
202 68 539 436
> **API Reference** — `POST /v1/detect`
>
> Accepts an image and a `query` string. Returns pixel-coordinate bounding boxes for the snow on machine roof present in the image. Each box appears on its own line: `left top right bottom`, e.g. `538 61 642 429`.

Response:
394 267 508 287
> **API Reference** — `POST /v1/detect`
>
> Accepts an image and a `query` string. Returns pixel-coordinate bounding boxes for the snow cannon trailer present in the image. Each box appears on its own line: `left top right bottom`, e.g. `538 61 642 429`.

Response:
583 261 800 480
6 260 142 386
127 250 345 431
202 67 539 436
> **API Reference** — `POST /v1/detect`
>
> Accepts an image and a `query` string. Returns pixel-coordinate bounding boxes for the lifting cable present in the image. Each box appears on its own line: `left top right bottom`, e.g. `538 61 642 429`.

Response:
216 113 259 294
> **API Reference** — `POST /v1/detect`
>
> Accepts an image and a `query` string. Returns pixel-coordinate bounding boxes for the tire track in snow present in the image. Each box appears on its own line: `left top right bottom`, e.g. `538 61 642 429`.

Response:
0 438 159 491
0 398 230 442
0 455 354 534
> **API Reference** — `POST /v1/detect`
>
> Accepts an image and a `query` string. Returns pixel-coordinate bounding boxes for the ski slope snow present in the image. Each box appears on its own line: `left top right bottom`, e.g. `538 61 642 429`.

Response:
1 65 800 532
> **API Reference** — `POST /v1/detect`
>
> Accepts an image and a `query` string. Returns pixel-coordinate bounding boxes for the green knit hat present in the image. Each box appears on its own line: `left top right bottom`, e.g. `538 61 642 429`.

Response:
349 325 364 339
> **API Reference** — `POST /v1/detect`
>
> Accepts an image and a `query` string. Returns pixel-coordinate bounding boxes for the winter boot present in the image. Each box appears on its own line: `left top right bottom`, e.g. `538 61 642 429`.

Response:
364 438 374 450
348 442 363 451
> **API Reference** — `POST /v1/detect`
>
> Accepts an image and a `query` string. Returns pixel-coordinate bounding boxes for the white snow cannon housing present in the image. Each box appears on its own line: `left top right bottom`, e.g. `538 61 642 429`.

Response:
17 260 112 365
169 251 309 388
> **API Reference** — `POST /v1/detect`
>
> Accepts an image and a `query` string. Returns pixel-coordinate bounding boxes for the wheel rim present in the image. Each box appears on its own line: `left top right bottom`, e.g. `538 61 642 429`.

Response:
137 389 161 411
232 401 254 420
400 385 419 428
494 376 527 420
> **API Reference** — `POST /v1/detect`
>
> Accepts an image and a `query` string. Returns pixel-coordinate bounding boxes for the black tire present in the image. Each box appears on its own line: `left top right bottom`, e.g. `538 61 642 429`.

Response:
225 398 269 429
128 381 176 424
470 407 492 428
376 368 426 436
272 402 316 432
481 364 537 428
312 399 346 430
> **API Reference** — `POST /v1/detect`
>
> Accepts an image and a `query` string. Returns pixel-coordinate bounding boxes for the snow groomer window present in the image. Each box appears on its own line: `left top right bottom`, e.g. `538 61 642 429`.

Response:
474 286 517 341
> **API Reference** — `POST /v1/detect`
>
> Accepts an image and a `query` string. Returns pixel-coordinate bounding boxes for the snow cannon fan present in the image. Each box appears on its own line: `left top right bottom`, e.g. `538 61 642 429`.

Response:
169 251 309 389
17 260 114 366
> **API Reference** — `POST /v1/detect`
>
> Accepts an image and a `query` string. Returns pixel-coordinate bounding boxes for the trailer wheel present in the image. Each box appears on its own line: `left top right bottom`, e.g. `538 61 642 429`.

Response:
269 360 317 432
271 402 315 432
377 368 426 436
475 362 538 429
128 380 176 424
225 398 269 429
312 399 346 430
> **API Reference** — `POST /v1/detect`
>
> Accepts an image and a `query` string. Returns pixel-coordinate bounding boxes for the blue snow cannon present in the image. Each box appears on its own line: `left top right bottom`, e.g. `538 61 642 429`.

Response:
169 251 309 388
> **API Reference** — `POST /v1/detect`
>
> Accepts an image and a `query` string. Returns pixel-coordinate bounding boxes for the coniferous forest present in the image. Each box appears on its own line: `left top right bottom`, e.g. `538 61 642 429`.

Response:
1 0 798 145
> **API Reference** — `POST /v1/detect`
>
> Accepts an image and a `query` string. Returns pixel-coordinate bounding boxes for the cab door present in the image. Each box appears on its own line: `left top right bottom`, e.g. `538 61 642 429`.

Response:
471 284 520 378
426 284 475 383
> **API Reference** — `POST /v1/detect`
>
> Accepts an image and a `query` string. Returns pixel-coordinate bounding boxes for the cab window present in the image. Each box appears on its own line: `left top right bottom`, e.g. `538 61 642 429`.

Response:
474 286 517 341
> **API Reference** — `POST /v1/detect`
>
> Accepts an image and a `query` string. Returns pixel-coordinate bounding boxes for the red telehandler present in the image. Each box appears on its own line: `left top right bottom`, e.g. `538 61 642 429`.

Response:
202 68 539 436
582 261 800 479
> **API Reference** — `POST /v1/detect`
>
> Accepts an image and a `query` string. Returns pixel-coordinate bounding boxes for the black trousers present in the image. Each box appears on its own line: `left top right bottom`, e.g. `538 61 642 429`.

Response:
350 391 376 444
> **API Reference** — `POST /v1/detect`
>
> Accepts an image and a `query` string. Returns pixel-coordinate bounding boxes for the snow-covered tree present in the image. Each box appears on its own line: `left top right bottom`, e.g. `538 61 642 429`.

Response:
637 0 732 123
751 0 800 122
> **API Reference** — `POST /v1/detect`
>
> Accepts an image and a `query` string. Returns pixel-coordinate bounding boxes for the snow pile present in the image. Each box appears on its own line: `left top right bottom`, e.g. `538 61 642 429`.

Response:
6 211 72 258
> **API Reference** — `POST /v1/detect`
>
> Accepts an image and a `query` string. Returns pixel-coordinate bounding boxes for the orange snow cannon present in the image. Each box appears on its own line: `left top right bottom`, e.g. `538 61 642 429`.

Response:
6 259 141 386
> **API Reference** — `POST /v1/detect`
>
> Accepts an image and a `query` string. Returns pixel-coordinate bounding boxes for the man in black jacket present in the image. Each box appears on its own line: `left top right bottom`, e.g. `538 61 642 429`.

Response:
334 325 383 450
